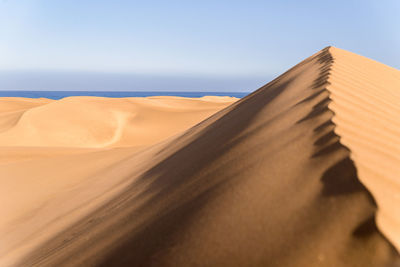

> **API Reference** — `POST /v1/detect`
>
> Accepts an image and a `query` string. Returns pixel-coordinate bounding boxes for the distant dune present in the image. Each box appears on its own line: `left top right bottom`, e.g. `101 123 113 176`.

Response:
1 47 399 267
0 96 235 148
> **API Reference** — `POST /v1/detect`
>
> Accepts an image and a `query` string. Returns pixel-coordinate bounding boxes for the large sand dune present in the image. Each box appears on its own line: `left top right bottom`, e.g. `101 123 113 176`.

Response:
1 47 400 266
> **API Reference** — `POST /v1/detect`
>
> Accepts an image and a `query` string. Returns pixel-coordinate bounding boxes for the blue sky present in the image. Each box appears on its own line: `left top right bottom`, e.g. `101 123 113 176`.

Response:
0 0 399 91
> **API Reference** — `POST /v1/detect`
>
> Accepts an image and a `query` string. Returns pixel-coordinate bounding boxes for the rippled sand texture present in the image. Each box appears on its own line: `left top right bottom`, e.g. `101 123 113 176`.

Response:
328 47 400 251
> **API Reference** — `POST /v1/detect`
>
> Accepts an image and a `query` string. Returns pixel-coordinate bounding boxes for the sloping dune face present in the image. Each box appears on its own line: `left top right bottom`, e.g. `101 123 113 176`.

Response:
7 47 398 267
0 98 52 133
328 47 400 252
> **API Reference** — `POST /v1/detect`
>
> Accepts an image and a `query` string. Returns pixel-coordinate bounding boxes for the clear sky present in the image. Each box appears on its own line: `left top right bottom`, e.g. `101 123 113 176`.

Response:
0 0 399 91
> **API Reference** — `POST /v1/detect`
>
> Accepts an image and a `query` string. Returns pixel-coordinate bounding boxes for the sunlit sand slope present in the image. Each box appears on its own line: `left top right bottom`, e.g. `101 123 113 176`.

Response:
328 47 400 251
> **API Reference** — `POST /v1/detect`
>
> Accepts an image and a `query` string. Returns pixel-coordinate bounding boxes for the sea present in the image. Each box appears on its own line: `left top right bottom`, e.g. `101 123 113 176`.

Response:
0 91 249 100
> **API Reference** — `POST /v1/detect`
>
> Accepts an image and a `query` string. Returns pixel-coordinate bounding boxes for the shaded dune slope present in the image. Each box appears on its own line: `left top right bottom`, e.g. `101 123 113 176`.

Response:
20 48 400 266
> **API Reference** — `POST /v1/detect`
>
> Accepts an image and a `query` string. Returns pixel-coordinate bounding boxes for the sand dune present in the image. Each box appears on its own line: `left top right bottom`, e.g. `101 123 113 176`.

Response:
1 47 400 266
0 98 52 132
0 96 235 148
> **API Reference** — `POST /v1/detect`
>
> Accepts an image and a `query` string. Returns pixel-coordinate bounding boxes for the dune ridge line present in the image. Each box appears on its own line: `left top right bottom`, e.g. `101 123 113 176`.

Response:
306 46 400 253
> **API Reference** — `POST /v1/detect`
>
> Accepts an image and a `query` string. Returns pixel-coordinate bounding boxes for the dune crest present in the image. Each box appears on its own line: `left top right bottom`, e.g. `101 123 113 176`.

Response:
1 48 400 267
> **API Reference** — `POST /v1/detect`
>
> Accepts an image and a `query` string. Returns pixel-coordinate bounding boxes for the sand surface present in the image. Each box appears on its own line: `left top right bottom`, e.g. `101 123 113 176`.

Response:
0 96 237 266
1 47 400 266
